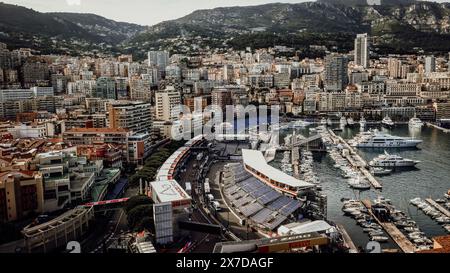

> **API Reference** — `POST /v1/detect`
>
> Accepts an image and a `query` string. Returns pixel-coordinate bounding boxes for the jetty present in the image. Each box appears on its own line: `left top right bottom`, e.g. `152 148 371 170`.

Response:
362 200 416 253
426 122 450 133
425 198 450 218
337 224 358 253
327 129 383 190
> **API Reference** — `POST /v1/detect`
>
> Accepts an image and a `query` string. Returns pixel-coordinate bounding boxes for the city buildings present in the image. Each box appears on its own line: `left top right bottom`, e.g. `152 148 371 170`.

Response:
1 28 450 255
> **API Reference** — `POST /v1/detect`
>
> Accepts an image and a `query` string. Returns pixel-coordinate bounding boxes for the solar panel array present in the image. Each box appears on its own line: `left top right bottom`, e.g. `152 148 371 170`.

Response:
222 163 303 230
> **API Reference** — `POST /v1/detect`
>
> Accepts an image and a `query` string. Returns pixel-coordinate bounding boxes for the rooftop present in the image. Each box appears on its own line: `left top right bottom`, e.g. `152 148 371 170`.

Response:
64 128 129 134
150 180 191 203
242 149 314 189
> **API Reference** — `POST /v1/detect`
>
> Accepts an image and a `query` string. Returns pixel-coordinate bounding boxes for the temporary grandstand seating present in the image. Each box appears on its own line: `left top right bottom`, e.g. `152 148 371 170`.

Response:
221 163 303 230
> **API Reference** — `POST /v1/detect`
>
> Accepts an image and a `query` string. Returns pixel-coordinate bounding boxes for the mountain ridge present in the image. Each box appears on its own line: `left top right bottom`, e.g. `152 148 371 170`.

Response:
1 1 450 56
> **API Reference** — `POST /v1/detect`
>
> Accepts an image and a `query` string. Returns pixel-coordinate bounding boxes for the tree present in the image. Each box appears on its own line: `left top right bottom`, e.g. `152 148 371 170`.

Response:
124 195 153 214
126 204 154 231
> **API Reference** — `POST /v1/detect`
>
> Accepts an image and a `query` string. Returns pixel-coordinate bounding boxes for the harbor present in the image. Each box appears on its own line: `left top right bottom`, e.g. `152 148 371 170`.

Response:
273 122 450 251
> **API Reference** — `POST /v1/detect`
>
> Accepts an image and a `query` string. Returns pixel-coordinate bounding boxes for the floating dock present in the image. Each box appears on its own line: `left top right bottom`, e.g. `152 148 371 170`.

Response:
426 122 450 133
425 198 450 218
337 224 358 253
327 129 383 190
362 200 416 253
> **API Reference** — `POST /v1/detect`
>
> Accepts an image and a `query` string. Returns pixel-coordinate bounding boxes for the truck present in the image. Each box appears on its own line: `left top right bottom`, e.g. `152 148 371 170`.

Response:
185 182 192 196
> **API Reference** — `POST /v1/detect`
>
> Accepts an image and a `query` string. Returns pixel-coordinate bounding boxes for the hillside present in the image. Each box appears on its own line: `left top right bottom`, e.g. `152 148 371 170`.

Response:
0 3 145 55
128 1 450 55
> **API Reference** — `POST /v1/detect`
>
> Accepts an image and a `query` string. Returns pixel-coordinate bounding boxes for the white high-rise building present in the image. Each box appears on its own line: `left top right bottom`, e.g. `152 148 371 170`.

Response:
425 56 436 73
155 87 181 122
354 33 369 68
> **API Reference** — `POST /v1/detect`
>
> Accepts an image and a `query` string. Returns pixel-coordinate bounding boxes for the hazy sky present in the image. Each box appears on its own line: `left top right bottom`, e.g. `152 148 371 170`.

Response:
2 0 312 26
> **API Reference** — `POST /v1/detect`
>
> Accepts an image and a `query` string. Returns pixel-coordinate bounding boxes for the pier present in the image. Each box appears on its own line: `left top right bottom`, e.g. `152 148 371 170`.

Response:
425 198 450 218
426 122 450 133
337 224 358 253
361 200 416 253
327 129 383 190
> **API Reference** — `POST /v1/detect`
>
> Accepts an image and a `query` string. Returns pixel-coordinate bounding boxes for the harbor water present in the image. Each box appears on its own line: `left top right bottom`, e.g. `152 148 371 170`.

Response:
275 124 450 249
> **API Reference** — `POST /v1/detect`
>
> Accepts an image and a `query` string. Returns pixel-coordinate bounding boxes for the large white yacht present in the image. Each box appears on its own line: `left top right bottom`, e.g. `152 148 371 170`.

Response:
369 151 420 168
355 132 423 148
382 116 394 127
409 116 424 129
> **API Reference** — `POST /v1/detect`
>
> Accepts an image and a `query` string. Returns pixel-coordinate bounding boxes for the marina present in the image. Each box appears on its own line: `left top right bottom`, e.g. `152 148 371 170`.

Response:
324 128 383 190
361 199 418 253
274 122 450 251
426 199 450 219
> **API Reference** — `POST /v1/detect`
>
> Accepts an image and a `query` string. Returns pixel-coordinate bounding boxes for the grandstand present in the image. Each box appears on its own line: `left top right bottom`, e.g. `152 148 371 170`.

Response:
222 163 305 231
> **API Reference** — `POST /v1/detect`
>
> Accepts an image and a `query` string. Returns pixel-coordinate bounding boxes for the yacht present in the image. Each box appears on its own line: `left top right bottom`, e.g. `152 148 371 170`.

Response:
369 151 420 168
382 116 395 127
292 120 312 128
409 116 424 129
370 167 392 176
371 236 389 243
355 133 423 148
359 116 367 129
348 176 371 190
347 117 356 127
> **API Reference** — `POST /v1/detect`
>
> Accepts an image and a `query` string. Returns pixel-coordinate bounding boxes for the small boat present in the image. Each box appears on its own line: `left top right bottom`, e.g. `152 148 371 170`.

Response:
292 120 311 128
408 115 424 129
382 116 395 127
350 183 371 191
371 236 389 243
370 167 392 176
362 228 375 233
348 176 371 190
369 230 385 237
